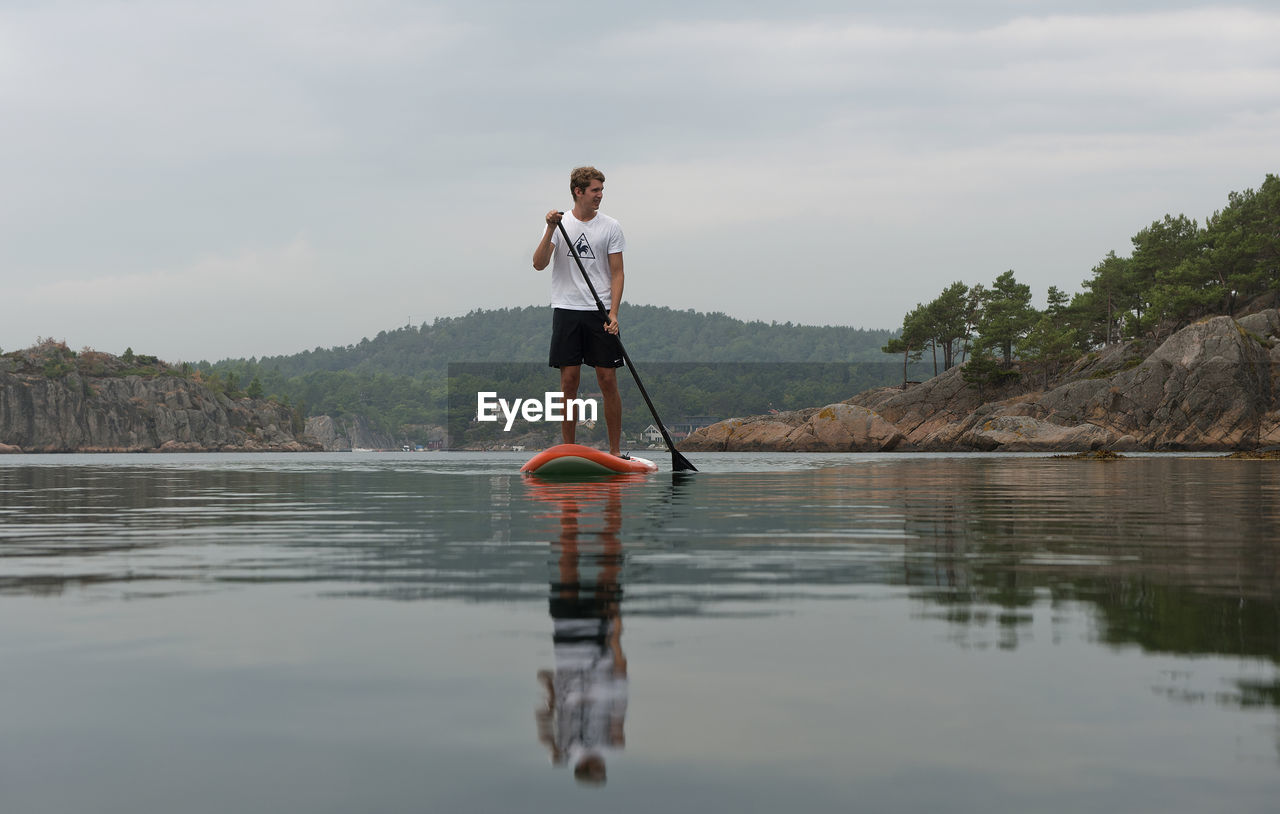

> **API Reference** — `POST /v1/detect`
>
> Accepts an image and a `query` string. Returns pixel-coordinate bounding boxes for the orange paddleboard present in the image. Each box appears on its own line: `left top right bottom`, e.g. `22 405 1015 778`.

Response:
520 444 659 476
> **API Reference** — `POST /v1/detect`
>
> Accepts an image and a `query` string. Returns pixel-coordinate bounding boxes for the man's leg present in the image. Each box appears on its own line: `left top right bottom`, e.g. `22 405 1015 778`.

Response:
559 365 581 445
595 366 622 456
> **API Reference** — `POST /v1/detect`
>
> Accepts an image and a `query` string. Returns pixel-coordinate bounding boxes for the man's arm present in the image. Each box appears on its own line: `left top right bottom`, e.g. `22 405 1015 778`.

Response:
532 210 562 270
605 252 624 334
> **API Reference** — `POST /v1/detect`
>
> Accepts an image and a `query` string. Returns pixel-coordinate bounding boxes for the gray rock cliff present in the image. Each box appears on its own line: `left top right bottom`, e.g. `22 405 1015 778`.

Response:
0 353 320 453
304 415 398 451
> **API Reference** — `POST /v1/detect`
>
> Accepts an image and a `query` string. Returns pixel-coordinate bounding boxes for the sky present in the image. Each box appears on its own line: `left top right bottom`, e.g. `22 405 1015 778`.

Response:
3 0 1278 362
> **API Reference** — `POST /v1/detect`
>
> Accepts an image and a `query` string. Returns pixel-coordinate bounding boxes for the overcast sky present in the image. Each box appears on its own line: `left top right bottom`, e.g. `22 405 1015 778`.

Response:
3 1 1277 361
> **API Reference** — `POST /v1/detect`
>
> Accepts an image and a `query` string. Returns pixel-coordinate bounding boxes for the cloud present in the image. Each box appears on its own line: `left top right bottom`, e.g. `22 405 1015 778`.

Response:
2 2 1277 357
8 240 332 360
596 8 1280 298
599 8 1280 133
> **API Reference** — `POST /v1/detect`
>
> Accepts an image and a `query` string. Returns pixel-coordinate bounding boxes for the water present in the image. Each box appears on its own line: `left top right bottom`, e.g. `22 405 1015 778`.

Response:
1 452 1278 813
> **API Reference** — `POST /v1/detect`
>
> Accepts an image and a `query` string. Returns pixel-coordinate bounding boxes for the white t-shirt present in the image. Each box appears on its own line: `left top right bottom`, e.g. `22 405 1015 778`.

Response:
544 211 625 311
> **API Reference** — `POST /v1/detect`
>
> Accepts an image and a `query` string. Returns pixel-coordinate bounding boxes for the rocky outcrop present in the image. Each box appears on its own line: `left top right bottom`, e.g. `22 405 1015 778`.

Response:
304 415 398 451
955 415 1116 452
683 310 1280 453
681 403 905 452
0 366 321 453
1026 312 1277 450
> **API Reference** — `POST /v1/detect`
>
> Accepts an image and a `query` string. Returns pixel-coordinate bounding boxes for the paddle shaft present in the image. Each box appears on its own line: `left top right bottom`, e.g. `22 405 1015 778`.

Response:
555 216 696 472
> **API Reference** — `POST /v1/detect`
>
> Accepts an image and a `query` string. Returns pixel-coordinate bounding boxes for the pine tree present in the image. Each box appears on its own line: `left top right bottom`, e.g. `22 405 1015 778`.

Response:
976 270 1037 367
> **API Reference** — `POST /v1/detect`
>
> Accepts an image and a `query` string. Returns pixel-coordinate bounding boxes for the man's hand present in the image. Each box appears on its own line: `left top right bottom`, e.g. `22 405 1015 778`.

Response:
533 211 562 270
604 313 620 335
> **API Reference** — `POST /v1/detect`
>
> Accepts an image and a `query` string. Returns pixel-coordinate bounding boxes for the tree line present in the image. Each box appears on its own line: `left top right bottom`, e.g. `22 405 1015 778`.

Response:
201 305 911 444
206 304 897 379
885 173 1280 390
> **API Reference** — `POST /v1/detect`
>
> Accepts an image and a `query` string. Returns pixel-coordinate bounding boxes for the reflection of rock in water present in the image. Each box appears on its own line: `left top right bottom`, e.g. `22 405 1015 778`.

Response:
531 480 629 785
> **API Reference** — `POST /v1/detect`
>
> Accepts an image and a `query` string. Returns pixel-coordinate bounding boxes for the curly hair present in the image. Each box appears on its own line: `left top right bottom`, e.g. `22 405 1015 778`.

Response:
569 166 605 196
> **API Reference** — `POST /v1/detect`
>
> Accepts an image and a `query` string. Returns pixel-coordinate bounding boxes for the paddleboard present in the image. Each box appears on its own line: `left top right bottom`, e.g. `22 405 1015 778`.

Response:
520 443 659 476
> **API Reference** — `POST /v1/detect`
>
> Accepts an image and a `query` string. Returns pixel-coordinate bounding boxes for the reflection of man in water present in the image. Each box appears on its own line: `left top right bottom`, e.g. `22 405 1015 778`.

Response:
534 481 629 785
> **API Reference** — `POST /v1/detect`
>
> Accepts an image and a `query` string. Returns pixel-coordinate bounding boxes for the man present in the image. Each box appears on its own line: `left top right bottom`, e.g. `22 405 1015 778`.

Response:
532 166 626 457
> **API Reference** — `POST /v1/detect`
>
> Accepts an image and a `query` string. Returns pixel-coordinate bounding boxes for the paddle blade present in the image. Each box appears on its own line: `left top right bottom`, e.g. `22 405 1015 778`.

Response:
671 449 698 472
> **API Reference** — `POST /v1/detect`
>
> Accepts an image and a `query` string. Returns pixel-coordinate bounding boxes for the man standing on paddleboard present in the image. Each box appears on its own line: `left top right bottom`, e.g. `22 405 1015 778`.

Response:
532 166 626 457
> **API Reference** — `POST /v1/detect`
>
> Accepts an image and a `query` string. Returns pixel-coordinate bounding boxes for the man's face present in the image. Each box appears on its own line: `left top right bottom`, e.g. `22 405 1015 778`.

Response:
575 180 604 211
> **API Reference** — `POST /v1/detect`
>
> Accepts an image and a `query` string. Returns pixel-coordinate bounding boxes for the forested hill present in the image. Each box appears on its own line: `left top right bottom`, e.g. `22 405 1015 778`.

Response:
210 305 895 376
192 306 900 445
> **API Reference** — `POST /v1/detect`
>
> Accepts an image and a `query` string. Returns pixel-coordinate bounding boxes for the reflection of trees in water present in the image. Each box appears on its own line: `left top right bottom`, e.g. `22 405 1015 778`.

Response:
880 458 1280 723
886 459 1279 662
5 459 1278 715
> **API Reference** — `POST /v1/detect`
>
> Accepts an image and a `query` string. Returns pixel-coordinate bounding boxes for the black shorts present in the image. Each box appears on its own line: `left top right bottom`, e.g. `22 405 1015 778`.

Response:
548 308 623 369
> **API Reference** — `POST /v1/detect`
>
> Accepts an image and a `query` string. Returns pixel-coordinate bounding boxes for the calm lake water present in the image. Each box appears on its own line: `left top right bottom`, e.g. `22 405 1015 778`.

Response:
1 452 1278 813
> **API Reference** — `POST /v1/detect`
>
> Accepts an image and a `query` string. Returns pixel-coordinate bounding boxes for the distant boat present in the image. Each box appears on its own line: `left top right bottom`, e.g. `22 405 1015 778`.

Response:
352 447 374 453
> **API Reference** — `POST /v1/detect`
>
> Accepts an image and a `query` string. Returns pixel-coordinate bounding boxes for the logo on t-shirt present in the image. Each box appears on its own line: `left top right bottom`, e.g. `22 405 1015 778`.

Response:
571 233 595 259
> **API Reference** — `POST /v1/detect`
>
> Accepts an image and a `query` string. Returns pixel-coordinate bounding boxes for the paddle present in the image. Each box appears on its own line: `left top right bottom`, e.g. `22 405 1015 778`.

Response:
555 215 697 472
